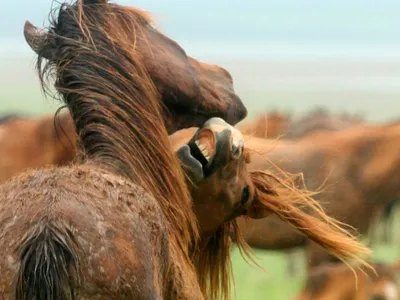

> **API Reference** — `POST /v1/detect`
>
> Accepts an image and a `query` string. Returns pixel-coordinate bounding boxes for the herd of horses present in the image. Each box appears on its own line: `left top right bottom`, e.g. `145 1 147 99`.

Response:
1 0 399 299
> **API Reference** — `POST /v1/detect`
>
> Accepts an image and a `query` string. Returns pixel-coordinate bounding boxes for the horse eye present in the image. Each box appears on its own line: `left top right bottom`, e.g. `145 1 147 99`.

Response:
240 185 250 206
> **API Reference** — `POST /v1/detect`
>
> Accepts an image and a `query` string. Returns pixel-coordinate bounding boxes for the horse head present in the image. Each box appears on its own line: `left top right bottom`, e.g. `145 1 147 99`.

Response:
23 1 247 134
176 117 271 235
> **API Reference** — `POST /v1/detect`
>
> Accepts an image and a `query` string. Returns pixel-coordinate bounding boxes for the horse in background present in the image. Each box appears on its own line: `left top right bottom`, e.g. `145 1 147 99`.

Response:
237 121 400 271
0 112 76 183
296 261 400 300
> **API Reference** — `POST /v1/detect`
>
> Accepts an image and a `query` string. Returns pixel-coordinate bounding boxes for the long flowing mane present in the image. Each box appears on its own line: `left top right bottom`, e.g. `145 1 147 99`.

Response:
35 0 198 289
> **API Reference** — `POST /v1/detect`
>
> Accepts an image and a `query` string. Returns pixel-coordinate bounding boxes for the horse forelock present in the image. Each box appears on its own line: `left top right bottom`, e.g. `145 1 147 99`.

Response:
35 0 199 293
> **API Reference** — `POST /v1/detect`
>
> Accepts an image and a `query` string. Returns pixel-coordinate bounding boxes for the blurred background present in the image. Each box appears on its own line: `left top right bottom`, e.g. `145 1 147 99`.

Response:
2 0 400 299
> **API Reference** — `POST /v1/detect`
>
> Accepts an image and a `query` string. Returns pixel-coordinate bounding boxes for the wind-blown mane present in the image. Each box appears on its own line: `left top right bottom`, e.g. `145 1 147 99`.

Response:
31 0 198 295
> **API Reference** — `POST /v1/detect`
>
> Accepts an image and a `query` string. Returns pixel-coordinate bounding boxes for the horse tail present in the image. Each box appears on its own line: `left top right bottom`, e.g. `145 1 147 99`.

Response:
15 219 81 300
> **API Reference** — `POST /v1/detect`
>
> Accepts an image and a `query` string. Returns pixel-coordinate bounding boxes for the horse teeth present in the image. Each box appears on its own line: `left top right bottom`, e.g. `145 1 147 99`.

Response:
201 148 209 158
195 140 205 150
196 141 206 152
195 139 210 160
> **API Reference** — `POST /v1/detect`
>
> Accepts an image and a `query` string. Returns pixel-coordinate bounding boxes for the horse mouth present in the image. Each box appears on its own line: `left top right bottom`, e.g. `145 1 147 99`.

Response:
189 128 216 170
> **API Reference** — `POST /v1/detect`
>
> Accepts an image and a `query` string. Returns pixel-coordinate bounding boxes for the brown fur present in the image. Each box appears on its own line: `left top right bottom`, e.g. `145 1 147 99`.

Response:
296 262 400 300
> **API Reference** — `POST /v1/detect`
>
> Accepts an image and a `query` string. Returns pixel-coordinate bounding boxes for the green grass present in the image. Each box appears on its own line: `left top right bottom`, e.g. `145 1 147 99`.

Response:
230 212 400 300
231 248 305 300
230 243 400 300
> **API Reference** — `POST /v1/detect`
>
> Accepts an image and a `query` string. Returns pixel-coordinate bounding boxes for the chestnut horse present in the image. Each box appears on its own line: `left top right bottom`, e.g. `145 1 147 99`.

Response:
296 262 400 300
0 113 76 183
0 1 370 300
235 122 400 271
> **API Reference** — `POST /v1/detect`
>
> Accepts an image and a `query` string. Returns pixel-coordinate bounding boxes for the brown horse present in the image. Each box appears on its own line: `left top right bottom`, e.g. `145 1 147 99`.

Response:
0 113 76 183
236 122 400 270
237 108 368 276
0 1 370 299
23 14 248 134
296 262 400 300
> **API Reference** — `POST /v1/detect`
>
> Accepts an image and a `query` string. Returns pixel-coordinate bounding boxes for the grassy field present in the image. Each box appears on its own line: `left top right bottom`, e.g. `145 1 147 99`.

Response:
230 211 400 300
2 57 400 299
230 242 400 300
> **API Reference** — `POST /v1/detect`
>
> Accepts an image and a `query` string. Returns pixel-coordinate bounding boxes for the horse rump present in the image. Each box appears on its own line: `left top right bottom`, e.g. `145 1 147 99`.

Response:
15 219 81 300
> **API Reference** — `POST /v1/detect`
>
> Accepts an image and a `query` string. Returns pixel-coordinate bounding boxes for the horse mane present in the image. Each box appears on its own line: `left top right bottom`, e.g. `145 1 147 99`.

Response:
35 0 198 290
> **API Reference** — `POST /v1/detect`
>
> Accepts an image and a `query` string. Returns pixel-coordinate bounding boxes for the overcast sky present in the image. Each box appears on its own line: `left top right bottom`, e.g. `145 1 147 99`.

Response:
2 0 400 44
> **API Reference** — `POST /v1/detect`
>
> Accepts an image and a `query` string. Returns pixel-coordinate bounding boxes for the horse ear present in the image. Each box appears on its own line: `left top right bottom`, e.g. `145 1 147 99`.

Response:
23 21 54 60
24 21 45 54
